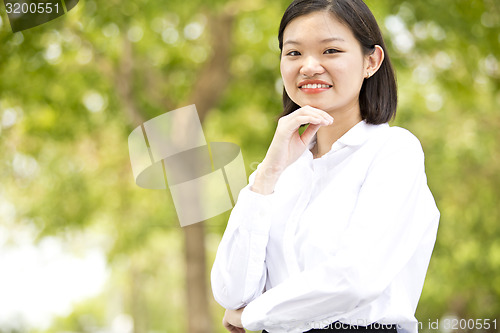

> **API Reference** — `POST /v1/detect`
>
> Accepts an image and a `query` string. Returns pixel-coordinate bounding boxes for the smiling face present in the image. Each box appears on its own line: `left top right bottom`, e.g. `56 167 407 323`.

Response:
280 10 369 118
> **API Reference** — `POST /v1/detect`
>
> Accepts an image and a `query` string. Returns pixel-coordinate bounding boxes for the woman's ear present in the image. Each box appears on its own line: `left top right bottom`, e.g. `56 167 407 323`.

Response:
364 45 384 78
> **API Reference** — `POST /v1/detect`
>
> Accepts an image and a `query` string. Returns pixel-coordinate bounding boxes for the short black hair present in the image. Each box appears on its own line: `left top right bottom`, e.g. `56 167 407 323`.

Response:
278 0 398 124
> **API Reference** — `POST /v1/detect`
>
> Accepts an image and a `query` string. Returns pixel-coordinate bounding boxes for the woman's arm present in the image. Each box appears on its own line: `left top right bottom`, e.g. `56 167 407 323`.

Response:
252 105 333 195
240 131 440 332
211 106 333 309
223 308 246 333
210 175 274 309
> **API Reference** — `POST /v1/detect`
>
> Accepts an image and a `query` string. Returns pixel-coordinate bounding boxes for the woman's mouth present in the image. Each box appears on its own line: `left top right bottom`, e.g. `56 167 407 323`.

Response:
299 83 333 94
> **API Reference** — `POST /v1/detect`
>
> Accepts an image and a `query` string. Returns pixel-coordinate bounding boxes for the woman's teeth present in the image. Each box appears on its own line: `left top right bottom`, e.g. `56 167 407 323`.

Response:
301 84 332 89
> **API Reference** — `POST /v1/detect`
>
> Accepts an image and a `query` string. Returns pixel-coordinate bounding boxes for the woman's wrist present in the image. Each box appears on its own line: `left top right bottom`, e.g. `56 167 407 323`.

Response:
250 162 283 195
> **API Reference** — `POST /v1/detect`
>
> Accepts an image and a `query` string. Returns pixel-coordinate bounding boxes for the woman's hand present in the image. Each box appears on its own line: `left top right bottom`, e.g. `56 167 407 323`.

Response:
252 105 333 194
222 308 246 333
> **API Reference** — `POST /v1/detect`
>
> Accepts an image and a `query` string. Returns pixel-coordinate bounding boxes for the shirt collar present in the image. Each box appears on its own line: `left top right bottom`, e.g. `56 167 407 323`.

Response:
336 120 388 147
307 120 389 152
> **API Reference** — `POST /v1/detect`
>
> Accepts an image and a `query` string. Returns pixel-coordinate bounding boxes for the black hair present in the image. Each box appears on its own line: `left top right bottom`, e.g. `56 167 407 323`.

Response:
278 0 397 124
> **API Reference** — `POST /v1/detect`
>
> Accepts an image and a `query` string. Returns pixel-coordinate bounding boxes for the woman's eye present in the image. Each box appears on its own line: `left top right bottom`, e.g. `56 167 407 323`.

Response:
324 49 340 54
286 51 301 56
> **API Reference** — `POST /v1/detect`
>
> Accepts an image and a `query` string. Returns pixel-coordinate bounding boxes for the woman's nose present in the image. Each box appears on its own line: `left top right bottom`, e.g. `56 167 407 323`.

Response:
299 56 325 77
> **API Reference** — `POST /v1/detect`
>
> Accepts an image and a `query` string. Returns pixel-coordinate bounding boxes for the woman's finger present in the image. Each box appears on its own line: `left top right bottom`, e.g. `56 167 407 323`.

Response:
295 105 333 122
227 324 245 333
300 123 321 144
286 107 333 125
282 115 331 130
223 322 240 333
223 316 234 332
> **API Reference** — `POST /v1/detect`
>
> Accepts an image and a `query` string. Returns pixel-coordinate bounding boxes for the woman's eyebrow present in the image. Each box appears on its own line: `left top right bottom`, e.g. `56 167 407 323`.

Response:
283 37 345 46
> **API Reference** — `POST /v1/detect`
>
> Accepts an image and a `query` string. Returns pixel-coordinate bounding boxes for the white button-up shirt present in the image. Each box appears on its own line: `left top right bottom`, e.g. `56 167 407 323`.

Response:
211 121 440 333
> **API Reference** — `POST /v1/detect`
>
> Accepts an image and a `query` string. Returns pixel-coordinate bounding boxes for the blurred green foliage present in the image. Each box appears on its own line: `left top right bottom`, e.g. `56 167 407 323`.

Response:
0 0 499 332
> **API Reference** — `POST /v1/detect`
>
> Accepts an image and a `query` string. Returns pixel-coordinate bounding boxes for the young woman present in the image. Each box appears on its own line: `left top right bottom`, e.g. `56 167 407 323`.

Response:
211 1 440 332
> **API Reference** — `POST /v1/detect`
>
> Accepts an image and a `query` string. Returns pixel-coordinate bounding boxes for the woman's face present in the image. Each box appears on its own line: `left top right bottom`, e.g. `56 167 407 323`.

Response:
280 11 369 117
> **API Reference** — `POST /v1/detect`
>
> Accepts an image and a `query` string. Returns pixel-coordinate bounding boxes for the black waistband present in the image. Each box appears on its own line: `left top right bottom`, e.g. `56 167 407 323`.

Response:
263 322 398 333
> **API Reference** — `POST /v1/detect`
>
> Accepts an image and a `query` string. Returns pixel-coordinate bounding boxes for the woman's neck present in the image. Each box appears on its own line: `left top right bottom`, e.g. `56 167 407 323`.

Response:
312 109 362 159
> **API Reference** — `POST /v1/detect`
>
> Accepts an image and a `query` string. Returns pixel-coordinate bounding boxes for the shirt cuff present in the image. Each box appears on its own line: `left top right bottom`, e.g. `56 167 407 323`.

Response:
241 300 294 333
234 184 274 234
241 302 264 331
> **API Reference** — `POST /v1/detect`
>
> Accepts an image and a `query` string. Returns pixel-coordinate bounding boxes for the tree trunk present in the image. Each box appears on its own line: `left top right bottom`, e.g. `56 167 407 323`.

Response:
183 223 212 332
182 10 234 333
117 7 235 333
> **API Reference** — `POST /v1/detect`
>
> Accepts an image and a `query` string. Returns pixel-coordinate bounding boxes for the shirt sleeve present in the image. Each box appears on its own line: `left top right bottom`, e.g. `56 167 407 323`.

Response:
211 165 274 310
241 131 440 331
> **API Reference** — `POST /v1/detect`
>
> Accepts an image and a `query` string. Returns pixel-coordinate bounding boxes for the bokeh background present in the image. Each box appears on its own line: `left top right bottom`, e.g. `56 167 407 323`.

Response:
1 0 499 332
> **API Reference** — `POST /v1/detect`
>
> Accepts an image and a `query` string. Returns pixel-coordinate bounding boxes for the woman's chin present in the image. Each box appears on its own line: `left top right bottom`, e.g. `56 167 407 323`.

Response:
298 102 329 111
293 96 333 112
